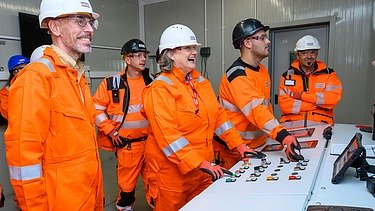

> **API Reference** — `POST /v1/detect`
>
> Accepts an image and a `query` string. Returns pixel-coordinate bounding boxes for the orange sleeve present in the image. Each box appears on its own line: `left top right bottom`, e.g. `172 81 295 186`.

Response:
142 82 204 174
301 71 342 109
5 64 50 210
278 75 317 114
0 87 9 120
226 74 283 140
92 78 117 135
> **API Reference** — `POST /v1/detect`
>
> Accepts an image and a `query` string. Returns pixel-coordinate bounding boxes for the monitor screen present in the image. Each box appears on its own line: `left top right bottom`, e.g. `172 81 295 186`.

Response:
332 133 363 184
18 12 52 58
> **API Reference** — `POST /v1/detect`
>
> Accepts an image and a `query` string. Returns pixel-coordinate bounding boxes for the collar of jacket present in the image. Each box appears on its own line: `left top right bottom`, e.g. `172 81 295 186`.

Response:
45 46 86 79
171 66 200 83
291 60 328 74
237 57 260 72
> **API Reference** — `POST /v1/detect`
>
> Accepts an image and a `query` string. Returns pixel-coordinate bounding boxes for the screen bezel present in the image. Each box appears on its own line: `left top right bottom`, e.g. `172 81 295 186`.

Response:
331 133 363 184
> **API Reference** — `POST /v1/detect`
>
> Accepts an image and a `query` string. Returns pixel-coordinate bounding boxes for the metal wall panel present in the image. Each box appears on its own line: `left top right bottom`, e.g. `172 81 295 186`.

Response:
144 0 205 66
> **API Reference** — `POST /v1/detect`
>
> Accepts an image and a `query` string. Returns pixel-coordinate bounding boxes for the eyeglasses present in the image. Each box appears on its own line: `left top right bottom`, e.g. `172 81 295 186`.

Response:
176 45 197 52
127 52 147 59
55 15 99 30
298 50 318 56
249 34 269 41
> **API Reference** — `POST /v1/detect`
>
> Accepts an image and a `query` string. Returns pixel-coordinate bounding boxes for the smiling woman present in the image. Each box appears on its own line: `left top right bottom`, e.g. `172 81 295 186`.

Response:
141 24 255 211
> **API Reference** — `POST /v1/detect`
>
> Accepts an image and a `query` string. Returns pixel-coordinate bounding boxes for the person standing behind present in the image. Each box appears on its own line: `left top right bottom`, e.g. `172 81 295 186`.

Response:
216 18 304 168
4 0 104 210
0 55 29 122
93 39 153 211
278 35 342 128
142 24 258 211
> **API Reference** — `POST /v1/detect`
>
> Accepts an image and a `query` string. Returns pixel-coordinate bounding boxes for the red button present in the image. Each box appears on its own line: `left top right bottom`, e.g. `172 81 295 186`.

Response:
289 175 297 180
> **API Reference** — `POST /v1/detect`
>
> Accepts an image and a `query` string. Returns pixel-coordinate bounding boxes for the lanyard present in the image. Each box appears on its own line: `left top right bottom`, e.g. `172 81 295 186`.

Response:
185 73 199 114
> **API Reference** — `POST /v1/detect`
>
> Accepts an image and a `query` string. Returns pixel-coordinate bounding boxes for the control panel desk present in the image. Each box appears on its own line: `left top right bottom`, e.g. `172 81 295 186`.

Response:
181 125 328 211
181 124 375 211
308 124 375 209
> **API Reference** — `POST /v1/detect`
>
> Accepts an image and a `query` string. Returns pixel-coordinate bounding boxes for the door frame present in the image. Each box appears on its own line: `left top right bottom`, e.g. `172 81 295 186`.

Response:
268 16 337 113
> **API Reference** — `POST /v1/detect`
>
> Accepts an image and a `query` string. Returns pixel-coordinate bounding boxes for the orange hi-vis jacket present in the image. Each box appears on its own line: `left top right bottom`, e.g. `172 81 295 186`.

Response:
218 58 286 149
93 69 151 192
4 47 104 211
142 66 243 210
143 66 243 174
0 86 9 119
278 60 342 128
93 70 150 149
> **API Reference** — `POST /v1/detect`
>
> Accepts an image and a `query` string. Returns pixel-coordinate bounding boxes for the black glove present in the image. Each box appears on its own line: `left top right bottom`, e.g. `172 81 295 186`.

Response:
282 135 304 162
236 143 266 159
199 161 226 181
108 130 126 148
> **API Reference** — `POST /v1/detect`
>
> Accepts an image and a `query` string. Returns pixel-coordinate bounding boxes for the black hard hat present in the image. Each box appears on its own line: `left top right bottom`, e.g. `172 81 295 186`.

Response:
121 39 149 55
232 18 269 49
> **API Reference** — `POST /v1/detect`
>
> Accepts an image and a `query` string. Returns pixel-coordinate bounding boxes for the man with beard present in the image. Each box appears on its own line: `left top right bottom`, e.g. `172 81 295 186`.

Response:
4 0 104 210
93 39 153 211
215 18 304 169
278 35 342 128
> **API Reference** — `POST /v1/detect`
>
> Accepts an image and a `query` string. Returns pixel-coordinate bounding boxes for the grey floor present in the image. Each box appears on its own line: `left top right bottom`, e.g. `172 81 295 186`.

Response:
1 149 152 211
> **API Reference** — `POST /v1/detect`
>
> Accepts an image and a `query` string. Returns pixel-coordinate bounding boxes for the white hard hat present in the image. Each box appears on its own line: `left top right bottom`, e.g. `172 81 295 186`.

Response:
294 35 321 51
159 24 201 53
39 0 100 29
30 45 49 62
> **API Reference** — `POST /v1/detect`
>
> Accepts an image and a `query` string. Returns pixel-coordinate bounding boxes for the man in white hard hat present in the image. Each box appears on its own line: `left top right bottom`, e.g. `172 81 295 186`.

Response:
4 0 104 210
278 35 342 128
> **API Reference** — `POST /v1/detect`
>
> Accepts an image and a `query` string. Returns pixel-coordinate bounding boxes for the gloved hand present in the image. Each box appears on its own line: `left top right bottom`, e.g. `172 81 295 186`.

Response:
282 135 304 162
108 130 125 148
199 161 225 181
236 143 266 159
290 91 303 100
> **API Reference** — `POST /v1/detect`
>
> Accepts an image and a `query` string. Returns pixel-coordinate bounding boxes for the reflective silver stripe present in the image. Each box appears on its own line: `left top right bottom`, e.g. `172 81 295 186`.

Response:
95 113 109 125
197 76 205 83
281 120 324 129
219 98 241 113
35 58 55 72
112 75 121 89
162 137 189 157
128 104 143 114
9 163 42 181
279 89 287 96
226 66 245 79
94 104 106 110
215 121 234 136
326 84 342 91
292 100 302 114
287 69 294 76
120 119 149 129
110 114 124 122
263 99 270 107
238 130 265 139
241 98 264 116
263 118 280 134
155 75 174 85
316 92 324 106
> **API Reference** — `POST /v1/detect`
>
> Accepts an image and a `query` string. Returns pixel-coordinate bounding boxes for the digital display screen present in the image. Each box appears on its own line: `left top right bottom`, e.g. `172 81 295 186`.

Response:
332 133 363 184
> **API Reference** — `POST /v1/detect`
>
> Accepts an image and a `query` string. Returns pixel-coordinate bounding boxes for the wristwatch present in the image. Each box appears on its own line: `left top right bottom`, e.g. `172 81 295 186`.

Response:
113 131 119 136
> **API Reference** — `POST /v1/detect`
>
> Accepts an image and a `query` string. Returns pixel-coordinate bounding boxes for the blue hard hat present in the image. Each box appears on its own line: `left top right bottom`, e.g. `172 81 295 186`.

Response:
7 55 30 73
